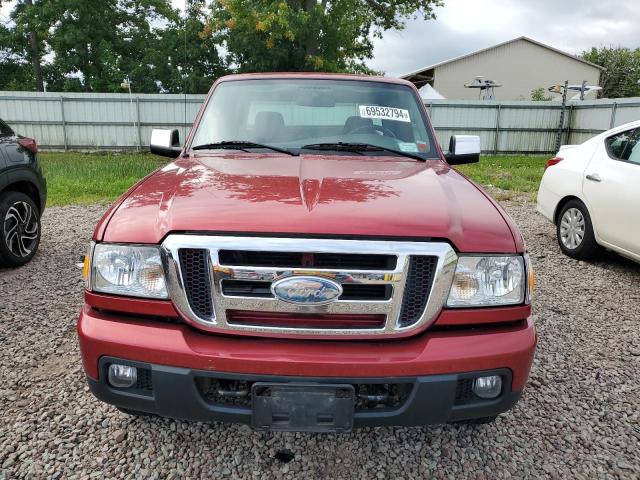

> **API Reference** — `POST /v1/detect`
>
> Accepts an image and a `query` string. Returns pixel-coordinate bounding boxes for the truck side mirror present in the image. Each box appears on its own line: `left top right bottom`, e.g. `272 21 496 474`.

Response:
445 135 480 165
150 129 182 158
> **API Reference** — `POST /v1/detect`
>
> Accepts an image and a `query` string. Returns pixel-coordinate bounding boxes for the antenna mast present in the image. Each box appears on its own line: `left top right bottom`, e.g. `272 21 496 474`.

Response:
183 0 188 144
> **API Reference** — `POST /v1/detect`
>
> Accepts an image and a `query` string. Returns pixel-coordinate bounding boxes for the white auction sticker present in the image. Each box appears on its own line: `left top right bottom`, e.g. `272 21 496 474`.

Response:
359 105 411 123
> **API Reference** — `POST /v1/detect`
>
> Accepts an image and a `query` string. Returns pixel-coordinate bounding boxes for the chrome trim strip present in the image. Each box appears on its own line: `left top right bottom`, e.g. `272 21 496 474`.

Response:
161 235 457 337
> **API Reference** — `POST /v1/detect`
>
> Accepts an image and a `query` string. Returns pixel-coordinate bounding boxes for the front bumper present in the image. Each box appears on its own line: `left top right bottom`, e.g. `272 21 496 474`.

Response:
78 306 535 427
88 357 522 427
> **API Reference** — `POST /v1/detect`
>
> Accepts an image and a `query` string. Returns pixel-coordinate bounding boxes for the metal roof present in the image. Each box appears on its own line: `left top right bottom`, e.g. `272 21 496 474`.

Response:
400 36 605 79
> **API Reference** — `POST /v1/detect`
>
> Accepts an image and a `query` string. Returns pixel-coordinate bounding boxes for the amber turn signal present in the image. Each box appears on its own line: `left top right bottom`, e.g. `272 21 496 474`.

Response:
82 255 90 280
529 266 535 293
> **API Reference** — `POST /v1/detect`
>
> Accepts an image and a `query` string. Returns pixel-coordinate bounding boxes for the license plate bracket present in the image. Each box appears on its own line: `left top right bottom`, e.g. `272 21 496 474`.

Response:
251 383 355 433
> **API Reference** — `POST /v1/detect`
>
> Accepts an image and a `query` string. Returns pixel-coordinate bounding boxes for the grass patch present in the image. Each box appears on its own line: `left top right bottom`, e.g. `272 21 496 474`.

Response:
455 155 548 193
39 152 547 206
40 152 167 206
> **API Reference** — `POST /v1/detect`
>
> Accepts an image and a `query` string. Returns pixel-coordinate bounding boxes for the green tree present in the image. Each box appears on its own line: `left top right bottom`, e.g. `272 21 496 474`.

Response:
530 87 551 101
581 46 640 98
0 23 30 90
1 0 184 92
152 0 228 93
42 0 177 92
207 0 443 73
0 0 48 91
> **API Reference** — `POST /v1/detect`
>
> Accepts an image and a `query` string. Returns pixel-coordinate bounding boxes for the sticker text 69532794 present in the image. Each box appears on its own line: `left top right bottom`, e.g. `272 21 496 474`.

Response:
359 105 411 123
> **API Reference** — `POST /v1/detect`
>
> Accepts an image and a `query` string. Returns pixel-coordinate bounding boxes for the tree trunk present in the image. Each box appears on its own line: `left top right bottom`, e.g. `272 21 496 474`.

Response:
303 0 319 59
24 0 44 91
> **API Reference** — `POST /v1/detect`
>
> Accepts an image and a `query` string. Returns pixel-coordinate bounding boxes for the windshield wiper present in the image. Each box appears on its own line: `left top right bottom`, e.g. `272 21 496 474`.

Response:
300 142 425 161
192 140 296 156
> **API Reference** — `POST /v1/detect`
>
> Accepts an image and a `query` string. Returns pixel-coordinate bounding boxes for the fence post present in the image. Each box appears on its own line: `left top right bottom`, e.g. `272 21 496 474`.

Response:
59 96 68 151
564 104 574 146
494 104 501 155
609 102 618 129
554 81 568 152
136 96 142 151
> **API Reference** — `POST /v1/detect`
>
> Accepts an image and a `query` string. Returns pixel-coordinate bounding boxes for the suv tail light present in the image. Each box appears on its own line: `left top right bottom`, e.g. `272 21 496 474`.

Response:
18 137 38 154
545 156 562 170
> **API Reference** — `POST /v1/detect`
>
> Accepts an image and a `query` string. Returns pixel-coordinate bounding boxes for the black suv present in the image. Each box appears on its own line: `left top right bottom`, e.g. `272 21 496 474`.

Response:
0 119 46 267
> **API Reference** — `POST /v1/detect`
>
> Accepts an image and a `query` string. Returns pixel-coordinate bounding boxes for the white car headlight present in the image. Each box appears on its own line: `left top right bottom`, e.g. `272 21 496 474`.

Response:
447 255 526 307
91 244 168 299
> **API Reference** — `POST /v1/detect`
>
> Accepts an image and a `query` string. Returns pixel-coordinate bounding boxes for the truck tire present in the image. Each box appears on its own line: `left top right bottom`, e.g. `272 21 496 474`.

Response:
556 199 601 260
0 191 42 268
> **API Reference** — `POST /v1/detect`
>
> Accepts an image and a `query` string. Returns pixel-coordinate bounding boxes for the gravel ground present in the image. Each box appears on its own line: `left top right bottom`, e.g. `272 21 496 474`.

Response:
1 199 639 479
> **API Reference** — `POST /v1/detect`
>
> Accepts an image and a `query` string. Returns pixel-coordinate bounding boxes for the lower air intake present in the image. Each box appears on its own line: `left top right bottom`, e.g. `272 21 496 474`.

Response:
398 256 438 327
178 249 213 319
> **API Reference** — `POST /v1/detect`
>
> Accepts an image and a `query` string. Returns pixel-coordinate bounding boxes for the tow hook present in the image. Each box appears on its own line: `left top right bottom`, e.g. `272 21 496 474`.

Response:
216 381 250 398
357 392 390 403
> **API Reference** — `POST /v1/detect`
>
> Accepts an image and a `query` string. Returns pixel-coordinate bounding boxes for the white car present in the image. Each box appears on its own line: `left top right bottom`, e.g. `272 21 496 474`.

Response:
537 120 640 263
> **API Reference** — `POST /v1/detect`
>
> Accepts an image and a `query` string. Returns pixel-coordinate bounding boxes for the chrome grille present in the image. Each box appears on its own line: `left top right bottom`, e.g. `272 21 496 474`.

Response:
218 250 396 270
163 236 457 337
220 280 392 301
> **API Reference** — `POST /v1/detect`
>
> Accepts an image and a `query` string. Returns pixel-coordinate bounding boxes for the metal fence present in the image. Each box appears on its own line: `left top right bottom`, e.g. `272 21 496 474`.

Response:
2 91 639 153
0 91 203 150
427 98 640 153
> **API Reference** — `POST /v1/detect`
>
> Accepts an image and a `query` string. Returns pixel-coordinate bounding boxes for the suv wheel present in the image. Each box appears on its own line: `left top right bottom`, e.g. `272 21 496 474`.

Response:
556 199 600 260
0 191 41 267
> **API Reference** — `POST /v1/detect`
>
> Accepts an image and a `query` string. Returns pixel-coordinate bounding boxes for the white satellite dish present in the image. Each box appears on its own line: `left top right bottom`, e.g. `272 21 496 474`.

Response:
464 76 502 100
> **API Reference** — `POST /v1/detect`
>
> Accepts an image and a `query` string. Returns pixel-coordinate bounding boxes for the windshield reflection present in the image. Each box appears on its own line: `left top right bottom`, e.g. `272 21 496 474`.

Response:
191 79 436 160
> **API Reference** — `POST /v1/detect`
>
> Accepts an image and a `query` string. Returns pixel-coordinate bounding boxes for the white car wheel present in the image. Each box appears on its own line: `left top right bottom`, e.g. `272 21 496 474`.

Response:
556 200 600 260
559 208 585 249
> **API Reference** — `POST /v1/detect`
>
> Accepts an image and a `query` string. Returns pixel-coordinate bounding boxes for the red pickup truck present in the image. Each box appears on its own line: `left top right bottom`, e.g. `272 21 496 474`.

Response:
78 73 535 432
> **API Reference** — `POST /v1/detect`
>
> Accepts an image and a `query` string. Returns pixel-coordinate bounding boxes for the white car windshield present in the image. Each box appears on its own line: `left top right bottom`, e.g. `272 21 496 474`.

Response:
191 78 437 159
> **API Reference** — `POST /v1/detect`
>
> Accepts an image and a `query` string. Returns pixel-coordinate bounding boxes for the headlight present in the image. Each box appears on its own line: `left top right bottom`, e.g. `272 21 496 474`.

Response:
447 255 526 307
91 244 168 299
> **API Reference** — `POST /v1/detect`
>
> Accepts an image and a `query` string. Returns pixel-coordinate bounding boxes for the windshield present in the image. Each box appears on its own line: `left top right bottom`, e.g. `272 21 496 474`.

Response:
191 78 437 159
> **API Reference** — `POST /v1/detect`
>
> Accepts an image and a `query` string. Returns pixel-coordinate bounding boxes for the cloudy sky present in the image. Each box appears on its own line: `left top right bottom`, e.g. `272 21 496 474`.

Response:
3 0 640 77
370 0 640 75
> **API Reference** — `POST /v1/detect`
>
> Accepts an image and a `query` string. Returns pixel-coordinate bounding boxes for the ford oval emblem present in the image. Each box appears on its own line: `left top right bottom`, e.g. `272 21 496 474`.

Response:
271 276 343 306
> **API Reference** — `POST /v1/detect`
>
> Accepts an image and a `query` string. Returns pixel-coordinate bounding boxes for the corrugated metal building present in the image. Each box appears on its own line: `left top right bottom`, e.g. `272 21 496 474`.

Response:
402 37 603 101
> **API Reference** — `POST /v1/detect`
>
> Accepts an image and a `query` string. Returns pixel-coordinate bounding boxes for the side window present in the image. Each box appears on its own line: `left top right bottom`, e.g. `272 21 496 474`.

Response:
606 128 640 165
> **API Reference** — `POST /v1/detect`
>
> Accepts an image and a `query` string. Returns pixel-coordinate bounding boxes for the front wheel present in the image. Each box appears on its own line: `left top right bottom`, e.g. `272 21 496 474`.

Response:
0 191 42 268
556 200 600 260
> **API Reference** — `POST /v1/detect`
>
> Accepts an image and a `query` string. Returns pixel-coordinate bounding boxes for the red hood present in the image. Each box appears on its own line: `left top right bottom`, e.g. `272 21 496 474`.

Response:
100 153 519 253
